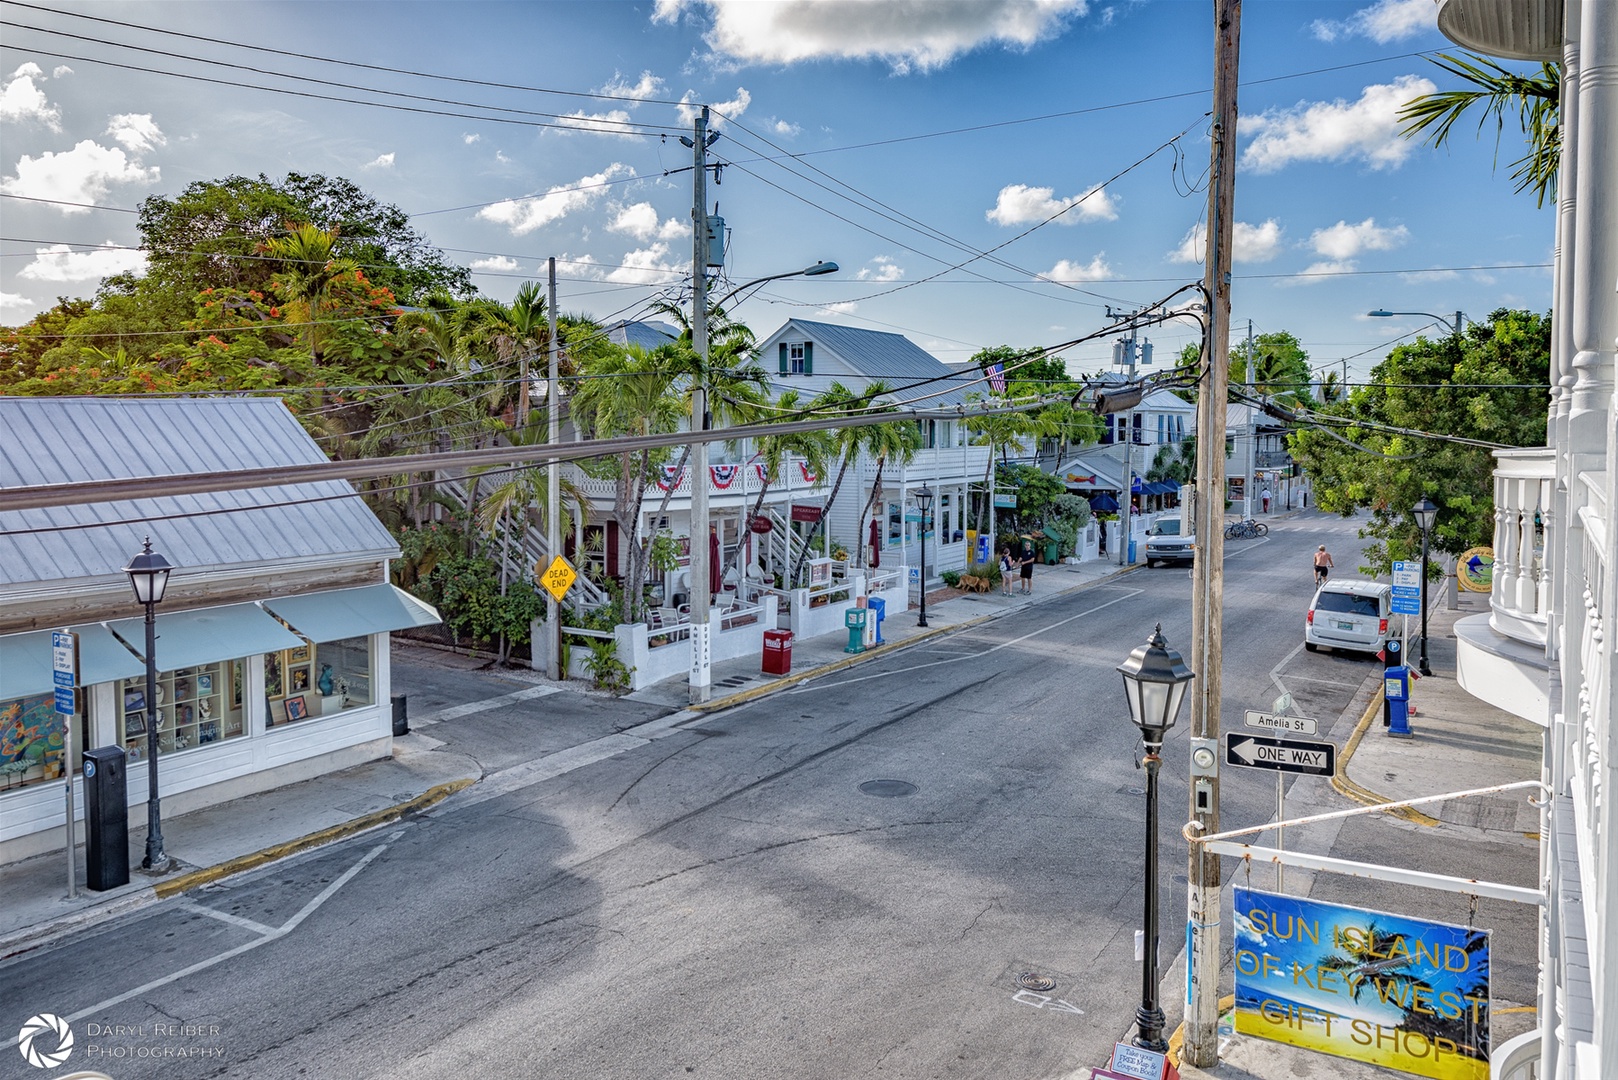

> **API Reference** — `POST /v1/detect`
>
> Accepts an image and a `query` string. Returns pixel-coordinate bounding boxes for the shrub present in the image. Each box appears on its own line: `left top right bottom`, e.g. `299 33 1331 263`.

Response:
584 639 633 695
940 569 962 588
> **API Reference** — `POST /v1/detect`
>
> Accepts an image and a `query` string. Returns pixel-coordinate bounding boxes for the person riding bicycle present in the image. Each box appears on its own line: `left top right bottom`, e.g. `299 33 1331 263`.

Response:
1314 545 1334 586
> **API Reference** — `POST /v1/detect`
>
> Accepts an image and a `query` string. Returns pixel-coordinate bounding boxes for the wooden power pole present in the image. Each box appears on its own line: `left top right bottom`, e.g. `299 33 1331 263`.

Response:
1185 0 1240 1067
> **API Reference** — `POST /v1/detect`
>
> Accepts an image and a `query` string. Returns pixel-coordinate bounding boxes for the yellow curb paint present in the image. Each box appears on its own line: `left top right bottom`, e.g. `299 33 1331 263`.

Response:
1330 690 1441 827
152 777 475 899
1167 993 1235 1068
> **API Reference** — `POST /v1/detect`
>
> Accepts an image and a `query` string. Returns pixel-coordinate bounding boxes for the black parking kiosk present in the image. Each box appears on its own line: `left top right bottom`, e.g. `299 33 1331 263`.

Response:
83 746 130 891
1382 637 1403 728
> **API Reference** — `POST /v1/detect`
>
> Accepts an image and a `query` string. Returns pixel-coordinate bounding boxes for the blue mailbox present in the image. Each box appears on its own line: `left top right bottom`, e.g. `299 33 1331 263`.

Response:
1385 665 1412 738
867 597 886 644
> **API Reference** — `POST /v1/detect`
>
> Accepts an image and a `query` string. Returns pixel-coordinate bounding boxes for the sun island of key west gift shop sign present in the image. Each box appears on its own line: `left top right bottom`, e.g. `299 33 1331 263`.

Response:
1232 888 1490 1080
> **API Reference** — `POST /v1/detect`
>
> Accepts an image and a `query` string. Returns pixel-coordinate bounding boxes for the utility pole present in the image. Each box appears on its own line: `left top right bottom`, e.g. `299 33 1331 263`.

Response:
545 257 561 679
1107 305 1153 562
1245 319 1255 520
687 106 714 705
1184 0 1240 1067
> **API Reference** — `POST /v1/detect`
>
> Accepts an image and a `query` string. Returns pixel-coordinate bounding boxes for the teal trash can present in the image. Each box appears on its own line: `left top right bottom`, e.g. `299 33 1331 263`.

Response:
844 608 868 654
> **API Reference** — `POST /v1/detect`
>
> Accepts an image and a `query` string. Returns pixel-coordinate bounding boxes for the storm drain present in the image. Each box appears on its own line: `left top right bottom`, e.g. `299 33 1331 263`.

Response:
1017 973 1057 992
716 674 756 688
858 779 917 798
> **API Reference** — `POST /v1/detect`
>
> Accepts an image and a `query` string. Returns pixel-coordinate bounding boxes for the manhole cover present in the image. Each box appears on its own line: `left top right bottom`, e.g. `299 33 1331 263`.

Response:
1017 973 1056 992
1119 785 1147 797
859 779 917 798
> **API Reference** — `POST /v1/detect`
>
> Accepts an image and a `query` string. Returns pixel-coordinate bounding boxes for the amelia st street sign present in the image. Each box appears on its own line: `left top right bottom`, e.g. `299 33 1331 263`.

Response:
1225 732 1336 777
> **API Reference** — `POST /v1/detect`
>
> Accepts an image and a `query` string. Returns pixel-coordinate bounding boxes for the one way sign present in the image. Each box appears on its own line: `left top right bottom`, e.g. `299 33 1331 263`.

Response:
1224 733 1337 777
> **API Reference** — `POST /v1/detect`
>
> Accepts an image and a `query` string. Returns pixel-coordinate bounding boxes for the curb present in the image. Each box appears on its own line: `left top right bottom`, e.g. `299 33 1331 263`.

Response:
691 566 1135 713
1329 689 1441 827
0 778 475 960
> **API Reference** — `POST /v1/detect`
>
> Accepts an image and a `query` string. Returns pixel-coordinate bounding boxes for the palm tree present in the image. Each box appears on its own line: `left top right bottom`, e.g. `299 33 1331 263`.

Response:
569 342 685 624
720 389 835 587
966 403 1034 534
263 222 356 369
788 379 876 583
457 281 550 423
1399 52 1560 207
852 420 923 570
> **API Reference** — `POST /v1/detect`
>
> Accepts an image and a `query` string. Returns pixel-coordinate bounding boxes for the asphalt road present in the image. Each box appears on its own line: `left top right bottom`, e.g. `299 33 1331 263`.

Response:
3 511 1532 1080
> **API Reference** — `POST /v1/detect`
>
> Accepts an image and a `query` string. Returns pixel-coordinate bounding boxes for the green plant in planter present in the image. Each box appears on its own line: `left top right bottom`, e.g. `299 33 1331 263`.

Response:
583 639 634 695
939 569 962 588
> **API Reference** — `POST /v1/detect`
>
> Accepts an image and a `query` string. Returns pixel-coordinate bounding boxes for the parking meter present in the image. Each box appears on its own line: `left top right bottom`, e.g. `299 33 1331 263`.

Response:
1385 662 1412 738
1381 637 1402 728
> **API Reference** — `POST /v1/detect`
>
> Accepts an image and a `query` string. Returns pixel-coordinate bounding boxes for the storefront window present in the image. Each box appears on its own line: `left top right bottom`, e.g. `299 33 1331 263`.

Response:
266 635 372 727
1 693 70 790
119 660 245 761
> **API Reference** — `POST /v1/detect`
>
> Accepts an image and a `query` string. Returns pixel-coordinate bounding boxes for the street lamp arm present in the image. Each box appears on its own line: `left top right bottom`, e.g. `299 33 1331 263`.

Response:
713 261 838 310
1366 309 1468 336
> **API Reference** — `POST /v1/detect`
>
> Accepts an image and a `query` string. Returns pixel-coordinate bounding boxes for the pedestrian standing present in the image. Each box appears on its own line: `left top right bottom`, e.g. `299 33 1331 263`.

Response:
1261 486 1272 513
999 546 1015 595
1019 537 1035 594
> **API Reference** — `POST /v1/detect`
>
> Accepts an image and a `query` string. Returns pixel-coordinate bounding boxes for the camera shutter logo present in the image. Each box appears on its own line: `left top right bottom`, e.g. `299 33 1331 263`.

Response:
18 1014 73 1068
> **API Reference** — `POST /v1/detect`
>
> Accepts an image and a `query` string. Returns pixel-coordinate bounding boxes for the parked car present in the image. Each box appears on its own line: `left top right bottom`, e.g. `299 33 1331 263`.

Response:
1144 517 1195 566
1305 580 1392 655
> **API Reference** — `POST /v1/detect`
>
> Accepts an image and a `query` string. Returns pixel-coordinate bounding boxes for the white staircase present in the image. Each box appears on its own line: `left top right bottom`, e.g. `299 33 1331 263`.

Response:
437 476 610 611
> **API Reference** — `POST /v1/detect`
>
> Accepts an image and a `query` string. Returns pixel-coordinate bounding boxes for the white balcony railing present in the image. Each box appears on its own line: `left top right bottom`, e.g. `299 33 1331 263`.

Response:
562 456 833 504
1491 448 1555 647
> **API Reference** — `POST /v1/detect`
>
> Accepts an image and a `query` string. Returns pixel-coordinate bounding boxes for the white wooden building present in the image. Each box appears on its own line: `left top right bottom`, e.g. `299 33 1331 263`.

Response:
0 397 439 862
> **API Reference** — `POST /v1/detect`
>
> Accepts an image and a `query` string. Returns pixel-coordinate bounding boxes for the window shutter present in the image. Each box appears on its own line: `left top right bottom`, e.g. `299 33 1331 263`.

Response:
803 341 813 375
779 343 789 374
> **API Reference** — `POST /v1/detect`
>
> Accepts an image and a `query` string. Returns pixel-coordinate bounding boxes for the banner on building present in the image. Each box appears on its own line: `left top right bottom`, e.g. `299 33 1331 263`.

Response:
1233 888 1490 1080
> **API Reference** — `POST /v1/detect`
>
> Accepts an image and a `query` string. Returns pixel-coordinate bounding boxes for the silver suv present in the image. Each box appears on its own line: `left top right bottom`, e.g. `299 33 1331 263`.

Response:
1305 580 1392 655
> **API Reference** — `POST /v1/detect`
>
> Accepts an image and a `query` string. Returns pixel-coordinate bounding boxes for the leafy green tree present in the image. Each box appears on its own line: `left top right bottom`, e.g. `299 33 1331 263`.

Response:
994 463 1065 535
1231 330 1312 401
966 401 1034 533
970 344 1067 385
1400 53 1560 207
263 223 358 371
1288 309 1550 573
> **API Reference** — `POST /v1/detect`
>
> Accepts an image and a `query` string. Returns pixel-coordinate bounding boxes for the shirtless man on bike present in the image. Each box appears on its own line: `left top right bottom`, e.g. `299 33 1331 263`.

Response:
1314 545 1334 586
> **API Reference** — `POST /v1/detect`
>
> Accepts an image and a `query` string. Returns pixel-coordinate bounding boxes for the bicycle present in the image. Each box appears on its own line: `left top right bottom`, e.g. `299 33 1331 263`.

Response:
1222 519 1269 540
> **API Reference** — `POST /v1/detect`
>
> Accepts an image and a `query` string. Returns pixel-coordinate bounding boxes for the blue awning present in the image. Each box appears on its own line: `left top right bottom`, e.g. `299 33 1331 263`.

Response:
0 623 149 699
259 584 440 643
106 602 303 671
1089 493 1120 512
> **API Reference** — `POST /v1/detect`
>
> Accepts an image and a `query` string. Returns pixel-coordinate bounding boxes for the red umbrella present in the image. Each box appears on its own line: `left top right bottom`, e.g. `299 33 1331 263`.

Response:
868 518 881 568
709 527 721 595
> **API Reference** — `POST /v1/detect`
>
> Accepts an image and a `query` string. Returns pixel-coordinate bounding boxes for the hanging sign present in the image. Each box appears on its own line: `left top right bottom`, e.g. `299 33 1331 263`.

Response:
1233 888 1491 1080
790 504 823 523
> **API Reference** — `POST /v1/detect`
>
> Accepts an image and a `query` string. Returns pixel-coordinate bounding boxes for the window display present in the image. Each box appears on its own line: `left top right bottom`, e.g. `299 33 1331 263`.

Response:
266 635 371 726
1 693 68 790
119 660 245 759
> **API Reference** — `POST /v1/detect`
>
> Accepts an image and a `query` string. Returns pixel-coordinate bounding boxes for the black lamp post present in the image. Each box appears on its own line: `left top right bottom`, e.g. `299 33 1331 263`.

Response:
915 485 934 628
1116 624 1195 1053
123 537 173 871
1412 496 1437 677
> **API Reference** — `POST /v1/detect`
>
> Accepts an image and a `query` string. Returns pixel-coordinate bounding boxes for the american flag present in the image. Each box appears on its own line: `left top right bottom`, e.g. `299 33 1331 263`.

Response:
987 362 1006 394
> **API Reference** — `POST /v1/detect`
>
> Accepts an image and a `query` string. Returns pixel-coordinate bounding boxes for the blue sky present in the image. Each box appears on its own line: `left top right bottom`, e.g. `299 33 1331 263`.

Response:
0 0 1553 384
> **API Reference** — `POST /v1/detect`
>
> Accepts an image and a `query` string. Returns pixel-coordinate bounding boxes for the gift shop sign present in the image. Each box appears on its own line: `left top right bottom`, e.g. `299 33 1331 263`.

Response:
1233 888 1490 1080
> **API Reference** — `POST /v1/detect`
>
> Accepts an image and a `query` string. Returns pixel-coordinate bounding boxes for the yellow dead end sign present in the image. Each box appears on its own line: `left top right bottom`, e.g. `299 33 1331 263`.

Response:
537 556 577 602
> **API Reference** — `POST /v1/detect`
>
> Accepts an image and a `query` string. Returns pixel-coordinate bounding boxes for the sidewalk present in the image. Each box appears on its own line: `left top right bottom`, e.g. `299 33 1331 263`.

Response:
0 552 1133 960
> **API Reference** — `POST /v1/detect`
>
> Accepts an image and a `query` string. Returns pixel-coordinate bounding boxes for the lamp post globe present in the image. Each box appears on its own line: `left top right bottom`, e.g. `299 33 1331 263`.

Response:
915 485 935 628
122 537 173 871
1116 623 1195 1052
1412 496 1438 677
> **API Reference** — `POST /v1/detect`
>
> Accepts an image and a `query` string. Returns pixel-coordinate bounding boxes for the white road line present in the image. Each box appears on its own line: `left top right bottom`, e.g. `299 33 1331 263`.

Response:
1224 537 1272 558
786 587 1146 693
1 841 394 1049
1269 640 1307 705
176 901 276 937
411 684 562 727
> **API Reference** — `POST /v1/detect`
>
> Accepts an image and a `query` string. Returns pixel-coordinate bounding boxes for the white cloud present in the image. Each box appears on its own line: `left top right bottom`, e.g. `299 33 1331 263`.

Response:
1312 0 1434 43
600 71 665 101
678 87 752 127
1309 217 1408 258
1041 255 1112 282
469 255 520 272
495 150 513 164
0 62 61 130
1241 75 1435 172
1 140 159 210
476 163 634 234
17 241 147 282
986 182 1116 226
1287 259 1358 285
463 133 481 145
1169 219 1284 264
106 113 165 154
52 65 73 79
771 118 802 138
856 256 904 282
363 152 396 170
605 241 685 284
0 291 37 317
818 301 859 316
607 201 687 241
656 0 1088 74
